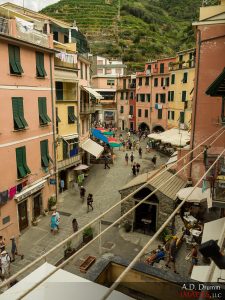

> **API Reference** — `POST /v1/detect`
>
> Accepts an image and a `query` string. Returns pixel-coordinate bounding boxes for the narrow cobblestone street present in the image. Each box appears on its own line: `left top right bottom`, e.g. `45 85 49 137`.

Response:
8 137 170 279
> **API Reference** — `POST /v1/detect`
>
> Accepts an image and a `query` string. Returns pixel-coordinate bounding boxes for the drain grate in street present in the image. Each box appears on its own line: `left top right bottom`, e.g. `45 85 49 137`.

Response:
101 220 119 227
102 241 115 250
58 211 72 217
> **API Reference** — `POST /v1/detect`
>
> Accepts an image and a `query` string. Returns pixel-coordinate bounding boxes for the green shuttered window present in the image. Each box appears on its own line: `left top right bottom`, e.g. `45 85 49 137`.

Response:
36 52 47 78
183 72 188 83
180 112 185 123
40 140 52 168
12 97 28 130
38 97 51 125
158 109 162 119
68 106 76 124
8 45 23 75
16 146 31 178
171 74 175 84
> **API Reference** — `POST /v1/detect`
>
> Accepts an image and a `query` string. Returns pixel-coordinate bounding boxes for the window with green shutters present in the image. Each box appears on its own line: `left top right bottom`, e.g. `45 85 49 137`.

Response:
156 93 159 103
160 93 166 103
36 52 47 78
8 45 23 75
154 78 158 87
180 112 185 124
38 97 51 125
121 92 124 100
145 77 150 86
171 74 175 84
182 91 187 102
138 109 142 117
158 109 162 119
145 109 148 118
159 63 164 74
169 91 174 102
120 106 124 113
40 140 52 168
12 97 28 130
16 146 31 178
68 106 76 124
183 72 188 83
172 111 175 120
146 94 151 102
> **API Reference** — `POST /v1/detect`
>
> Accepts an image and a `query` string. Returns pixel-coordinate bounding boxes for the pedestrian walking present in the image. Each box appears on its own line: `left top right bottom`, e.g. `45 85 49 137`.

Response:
188 244 198 275
60 179 65 193
129 141 132 150
0 250 11 278
54 209 60 230
72 218 78 233
146 144 149 153
104 155 110 169
136 162 140 175
125 153 129 165
130 152 134 165
165 236 179 274
80 186 86 202
10 237 24 262
122 141 126 152
133 140 136 151
152 154 157 168
138 147 142 158
132 163 136 176
0 236 6 253
50 212 58 234
87 194 94 212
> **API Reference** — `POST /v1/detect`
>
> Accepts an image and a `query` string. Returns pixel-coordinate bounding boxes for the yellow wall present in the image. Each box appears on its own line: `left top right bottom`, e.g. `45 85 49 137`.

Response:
168 51 195 129
56 102 78 162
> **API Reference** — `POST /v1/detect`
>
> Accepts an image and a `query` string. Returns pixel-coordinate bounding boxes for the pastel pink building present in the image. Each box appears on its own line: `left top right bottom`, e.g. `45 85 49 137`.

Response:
0 16 55 242
149 57 176 132
136 68 151 132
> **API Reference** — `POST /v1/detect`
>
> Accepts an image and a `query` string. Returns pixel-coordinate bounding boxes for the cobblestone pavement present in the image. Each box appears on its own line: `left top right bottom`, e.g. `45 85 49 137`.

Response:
5 135 192 282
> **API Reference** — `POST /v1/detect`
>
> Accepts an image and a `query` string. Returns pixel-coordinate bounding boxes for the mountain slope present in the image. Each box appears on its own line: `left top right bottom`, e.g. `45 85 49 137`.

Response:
41 0 217 71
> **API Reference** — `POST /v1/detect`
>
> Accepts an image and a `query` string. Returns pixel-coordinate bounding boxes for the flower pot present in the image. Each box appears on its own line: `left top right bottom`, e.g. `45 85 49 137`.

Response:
64 248 76 259
83 234 93 244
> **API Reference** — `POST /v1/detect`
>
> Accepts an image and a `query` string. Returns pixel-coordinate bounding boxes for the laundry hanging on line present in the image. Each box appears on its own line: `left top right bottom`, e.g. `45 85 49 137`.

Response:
55 52 77 64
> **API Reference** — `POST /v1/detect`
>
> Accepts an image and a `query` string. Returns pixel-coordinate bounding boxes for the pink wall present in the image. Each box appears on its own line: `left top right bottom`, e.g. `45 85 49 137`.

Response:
136 78 151 130
150 58 176 132
0 39 55 241
190 24 225 184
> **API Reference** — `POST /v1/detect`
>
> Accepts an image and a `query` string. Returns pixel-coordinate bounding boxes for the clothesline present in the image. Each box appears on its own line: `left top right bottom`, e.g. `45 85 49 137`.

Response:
55 52 77 64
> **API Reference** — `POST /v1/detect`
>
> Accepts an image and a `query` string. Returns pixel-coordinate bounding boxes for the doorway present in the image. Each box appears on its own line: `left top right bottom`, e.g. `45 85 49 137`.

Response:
33 193 42 219
18 201 28 231
59 170 67 193
130 122 134 131
134 202 157 234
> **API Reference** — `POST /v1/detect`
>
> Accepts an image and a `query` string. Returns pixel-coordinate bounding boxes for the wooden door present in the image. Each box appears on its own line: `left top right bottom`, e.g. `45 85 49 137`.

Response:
33 194 42 218
18 201 28 231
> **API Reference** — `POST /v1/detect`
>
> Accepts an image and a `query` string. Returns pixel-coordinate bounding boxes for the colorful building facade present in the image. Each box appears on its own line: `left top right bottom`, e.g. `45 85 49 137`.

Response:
0 11 55 241
168 49 196 130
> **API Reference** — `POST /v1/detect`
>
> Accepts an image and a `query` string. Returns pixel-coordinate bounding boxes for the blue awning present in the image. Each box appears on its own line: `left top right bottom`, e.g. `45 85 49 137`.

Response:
91 129 109 143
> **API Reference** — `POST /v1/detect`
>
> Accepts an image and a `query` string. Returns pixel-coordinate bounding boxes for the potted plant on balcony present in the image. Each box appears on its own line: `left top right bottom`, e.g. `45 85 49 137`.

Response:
83 227 93 244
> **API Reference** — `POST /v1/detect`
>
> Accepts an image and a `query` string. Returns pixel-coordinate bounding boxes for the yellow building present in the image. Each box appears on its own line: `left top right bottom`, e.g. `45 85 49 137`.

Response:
54 42 82 191
167 48 196 130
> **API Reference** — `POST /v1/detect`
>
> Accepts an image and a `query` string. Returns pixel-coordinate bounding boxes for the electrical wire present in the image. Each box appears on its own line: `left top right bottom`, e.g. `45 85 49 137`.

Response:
13 129 225 299
101 147 225 300
0 126 224 290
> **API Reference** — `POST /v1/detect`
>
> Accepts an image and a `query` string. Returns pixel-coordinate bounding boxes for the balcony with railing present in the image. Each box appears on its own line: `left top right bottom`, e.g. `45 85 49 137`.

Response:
80 103 96 115
57 153 82 171
169 60 195 71
0 16 50 48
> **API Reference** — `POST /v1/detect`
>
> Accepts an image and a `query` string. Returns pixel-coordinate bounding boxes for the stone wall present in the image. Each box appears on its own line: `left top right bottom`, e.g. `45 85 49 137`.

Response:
120 183 174 231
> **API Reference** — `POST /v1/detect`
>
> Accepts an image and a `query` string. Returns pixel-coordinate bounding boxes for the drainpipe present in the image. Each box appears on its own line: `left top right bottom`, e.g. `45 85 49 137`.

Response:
49 53 58 202
189 29 201 180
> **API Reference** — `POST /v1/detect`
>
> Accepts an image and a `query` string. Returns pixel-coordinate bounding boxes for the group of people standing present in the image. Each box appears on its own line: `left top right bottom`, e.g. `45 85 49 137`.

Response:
80 186 94 213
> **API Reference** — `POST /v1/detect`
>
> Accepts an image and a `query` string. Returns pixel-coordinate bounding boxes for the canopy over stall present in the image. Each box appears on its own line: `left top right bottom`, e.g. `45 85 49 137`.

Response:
176 187 212 208
80 139 104 159
148 128 190 147
91 128 109 143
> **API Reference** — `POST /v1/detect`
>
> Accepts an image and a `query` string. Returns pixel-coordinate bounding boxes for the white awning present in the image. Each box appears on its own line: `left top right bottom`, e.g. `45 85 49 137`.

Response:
148 133 161 140
55 69 78 82
148 129 190 147
176 187 212 208
14 179 47 202
81 86 104 100
61 133 78 141
201 217 225 244
166 155 177 165
1 262 132 300
80 139 104 159
95 88 116 92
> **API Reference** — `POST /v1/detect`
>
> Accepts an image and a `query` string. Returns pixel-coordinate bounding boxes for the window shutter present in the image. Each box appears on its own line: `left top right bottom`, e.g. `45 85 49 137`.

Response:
14 46 23 74
16 147 26 178
36 52 47 77
40 140 49 167
171 91 174 101
9 45 19 74
158 109 162 119
183 72 188 83
18 98 28 127
42 98 51 122
38 98 47 124
168 91 171 102
22 146 31 174
156 94 159 103
182 91 186 102
171 74 175 84
56 108 61 122
68 106 76 123
180 112 185 123
12 98 24 129
63 140 68 160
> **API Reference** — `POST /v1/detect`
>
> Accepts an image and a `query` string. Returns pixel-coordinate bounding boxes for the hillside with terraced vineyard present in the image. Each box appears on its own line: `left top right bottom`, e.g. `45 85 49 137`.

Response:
41 0 220 71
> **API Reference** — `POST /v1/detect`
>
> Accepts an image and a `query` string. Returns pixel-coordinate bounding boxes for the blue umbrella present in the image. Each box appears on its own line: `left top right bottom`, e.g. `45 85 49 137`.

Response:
91 129 109 143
